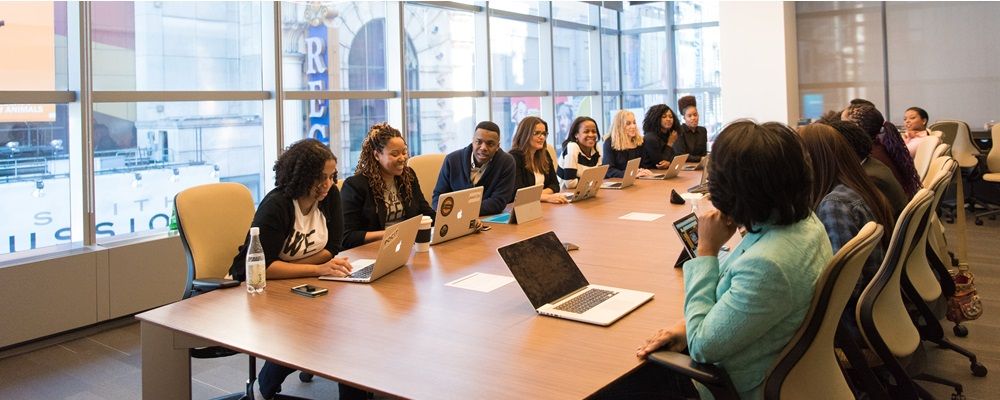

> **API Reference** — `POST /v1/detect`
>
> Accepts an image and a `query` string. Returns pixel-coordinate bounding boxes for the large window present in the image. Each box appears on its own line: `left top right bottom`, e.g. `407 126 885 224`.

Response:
0 1 723 259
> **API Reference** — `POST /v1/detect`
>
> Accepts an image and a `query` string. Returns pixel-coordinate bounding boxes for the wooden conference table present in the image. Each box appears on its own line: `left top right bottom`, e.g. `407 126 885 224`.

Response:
138 170 708 400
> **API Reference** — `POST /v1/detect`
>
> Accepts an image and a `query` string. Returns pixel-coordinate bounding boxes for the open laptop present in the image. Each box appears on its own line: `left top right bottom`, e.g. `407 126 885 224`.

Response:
564 164 609 203
482 184 543 225
431 186 484 246
498 231 654 326
637 154 689 180
319 215 421 283
682 155 709 171
687 156 711 194
600 157 640 190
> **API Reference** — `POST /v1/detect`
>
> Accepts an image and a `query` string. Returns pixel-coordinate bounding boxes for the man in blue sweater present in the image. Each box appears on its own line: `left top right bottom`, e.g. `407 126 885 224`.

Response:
432 121 516 216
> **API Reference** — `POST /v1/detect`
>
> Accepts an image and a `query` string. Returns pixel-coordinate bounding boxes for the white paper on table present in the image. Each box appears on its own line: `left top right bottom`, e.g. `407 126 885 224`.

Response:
445 272 516 293
618 212 665 222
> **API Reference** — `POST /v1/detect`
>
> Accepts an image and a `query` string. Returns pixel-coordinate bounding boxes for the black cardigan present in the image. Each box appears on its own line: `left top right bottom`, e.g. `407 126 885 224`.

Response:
602 139 644 178
228 187 344 281
340 169 435 249
674 124 708 163
509 148 560 193
640 130 676 169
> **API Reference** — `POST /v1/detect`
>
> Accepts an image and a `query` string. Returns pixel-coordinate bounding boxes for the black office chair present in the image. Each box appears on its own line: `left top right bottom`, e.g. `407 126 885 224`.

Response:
175 183 311 400
647 222 884 399
974 124 1000 225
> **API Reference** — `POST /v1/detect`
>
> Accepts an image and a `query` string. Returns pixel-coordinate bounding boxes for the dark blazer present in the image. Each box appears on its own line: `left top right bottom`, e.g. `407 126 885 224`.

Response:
509 148 560 193
340 169 435 249
640 130 675 169
674 124 708 162
228 187 343 281
433 145 517 216
602 139 643 178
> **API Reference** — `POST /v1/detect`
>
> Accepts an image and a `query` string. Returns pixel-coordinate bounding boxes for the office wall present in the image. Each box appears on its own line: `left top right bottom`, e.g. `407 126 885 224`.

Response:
719 1 799 125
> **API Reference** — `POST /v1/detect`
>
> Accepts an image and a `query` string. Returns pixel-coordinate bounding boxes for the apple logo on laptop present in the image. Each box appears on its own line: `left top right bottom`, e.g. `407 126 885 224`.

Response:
457 210 463 220
395 242 402 253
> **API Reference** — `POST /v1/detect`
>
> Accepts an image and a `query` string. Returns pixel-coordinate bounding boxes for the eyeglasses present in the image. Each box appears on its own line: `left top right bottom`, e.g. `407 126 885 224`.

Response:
532 131 548 137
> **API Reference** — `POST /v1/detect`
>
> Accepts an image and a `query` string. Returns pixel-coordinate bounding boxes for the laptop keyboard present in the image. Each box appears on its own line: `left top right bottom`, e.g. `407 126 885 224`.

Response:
554 288 618 314
349 265 374 279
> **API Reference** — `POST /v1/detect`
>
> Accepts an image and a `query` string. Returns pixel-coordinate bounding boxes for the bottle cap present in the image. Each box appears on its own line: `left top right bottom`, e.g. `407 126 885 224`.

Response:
250 227 259 235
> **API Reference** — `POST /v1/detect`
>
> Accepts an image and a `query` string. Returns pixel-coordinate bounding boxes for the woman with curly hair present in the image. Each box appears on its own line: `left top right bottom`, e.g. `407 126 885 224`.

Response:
509 116 569 204
226 138 358 399
843 103 922 196
341 122 434 249
639 104 680 170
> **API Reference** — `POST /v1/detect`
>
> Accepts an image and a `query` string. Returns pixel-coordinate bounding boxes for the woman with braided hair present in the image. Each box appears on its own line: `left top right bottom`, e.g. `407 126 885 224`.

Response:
341 122 434 250
843 103 922 196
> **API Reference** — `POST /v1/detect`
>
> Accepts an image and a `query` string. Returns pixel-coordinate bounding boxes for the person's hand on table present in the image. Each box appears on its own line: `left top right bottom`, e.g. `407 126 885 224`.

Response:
636 320 687 359
317 257 352 277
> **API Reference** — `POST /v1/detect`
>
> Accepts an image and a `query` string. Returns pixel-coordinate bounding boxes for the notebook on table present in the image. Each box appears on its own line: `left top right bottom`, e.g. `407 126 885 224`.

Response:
482 184 543 225
319 214 421 283
564 164 609 203
498 231 654 326
637 154 689 180
601 157 640 190
431 186 484 246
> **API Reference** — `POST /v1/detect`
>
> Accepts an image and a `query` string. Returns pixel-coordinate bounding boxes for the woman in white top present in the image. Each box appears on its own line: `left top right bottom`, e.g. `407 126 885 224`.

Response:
902 106 933 157
557 116 602 189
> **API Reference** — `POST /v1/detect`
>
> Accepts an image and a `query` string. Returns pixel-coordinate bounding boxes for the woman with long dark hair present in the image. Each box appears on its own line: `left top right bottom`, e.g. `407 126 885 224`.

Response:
844 103 922 196
639 104 680 170
509 116 568 204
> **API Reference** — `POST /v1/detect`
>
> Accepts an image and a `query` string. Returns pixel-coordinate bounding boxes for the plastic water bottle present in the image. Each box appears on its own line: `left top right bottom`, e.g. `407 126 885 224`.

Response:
245 227 266 294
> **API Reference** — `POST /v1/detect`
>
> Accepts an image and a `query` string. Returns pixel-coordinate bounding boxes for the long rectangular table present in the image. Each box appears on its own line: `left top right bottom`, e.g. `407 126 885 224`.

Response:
138 172 706 399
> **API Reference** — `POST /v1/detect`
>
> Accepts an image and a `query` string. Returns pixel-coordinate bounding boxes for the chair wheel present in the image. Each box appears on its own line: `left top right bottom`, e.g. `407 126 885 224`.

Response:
975 219 984 225
952 393 966 400
972 363 988 377
954 324 969 337
299 372 314 382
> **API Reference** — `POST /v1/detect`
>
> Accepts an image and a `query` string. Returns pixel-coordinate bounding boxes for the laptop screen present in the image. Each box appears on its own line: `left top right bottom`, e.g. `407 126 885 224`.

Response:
672 213 699 258
498 231 589 309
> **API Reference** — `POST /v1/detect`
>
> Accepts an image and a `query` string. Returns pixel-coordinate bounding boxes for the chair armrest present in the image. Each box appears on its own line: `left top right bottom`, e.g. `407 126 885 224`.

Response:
191 278 240 293
647 351 727 385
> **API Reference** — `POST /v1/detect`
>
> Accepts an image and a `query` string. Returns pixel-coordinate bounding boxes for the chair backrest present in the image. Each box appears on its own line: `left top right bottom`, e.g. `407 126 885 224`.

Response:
175 183 255 290
765 222 883 400
905 162 955 303
922 155 948 189
547 143 558 168
928 121 958 147
931 142 950 160
407 153 446 204
912 136 941 182
857 189 933 359
932 120 979 167
989 124 1000 173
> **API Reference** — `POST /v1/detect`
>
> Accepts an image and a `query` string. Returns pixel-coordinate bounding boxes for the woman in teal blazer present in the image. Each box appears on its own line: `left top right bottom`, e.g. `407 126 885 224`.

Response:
635 120 832 399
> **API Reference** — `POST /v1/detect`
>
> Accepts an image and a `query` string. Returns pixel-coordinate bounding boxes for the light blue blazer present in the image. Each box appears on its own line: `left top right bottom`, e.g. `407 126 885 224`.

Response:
683 213 832 399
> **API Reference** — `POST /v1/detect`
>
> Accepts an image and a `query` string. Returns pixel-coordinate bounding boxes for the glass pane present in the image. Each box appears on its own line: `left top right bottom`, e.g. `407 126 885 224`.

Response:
673 1 720 24
601 7 619 30
602 96 621 136
622 2 666 30
404 4 476 91
92 2 263 91
489 1 541 16
676 91 723 141
490 18 541 90
490 96 541 150
0 2 67 90
407 98 478 155
621 31 667 90
92 101 265 241
602 34 620 91
0 104 71 254
552 1 594 25
283 99 389 175
674 27 720 89
281 2 388 92
553 95 600 155
553 27 592 91
623 93 669 117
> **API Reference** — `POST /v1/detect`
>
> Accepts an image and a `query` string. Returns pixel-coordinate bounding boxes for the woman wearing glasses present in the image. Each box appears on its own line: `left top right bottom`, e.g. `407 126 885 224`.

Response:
509 116 568 204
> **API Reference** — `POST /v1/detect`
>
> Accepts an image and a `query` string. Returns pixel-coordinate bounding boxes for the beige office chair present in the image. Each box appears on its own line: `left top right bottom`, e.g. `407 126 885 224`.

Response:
856 189 964 399
407 153 445 203
931 142 950 161
648 223 884 400
175 183 311 400
912 136 942 182
973 123 1000 225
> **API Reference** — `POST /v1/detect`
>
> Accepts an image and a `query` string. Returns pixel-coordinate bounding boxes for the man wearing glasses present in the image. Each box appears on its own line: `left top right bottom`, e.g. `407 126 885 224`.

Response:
432 121 516 216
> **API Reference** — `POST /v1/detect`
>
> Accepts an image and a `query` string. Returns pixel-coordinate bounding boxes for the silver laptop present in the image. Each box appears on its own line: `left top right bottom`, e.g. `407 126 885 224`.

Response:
319 215 421 283
682 155 709 171
601 158 640 190
431 186 484 245
637 154 689 180
687 156 711 194
564 164 609 203
498 231 654 326
482 184 543 225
